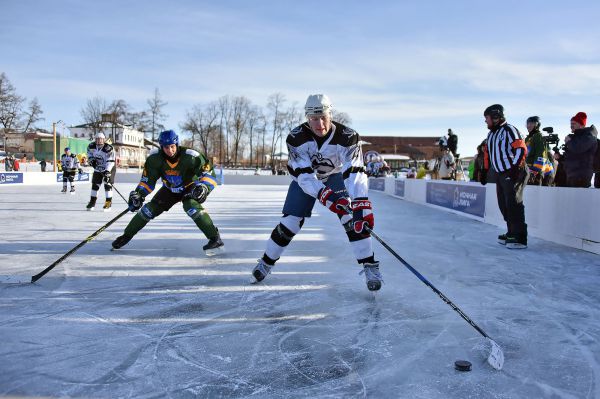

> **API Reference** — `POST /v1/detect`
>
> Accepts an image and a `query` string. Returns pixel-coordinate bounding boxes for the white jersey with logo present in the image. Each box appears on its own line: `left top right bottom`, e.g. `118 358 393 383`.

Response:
286 121 368 199
60 154 80 172
87 142 115 173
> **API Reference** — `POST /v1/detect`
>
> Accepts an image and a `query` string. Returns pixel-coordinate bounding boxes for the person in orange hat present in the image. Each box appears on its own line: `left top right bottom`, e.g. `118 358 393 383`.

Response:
563 112 598 187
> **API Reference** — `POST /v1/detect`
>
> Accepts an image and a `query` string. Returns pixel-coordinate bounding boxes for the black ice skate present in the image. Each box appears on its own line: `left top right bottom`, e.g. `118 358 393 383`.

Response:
360 261 383 291
203 232 224 256
497 233 507 245
252 258 272 282
112 234 132 250
86 197 97 211
61 186 67 193
70 186 76 194
103 199 112 212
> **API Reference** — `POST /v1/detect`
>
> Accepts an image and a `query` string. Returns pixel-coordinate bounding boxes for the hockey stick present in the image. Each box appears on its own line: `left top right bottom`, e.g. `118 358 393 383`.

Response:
365 225 504 370
0 208 130 284
109 183 128 203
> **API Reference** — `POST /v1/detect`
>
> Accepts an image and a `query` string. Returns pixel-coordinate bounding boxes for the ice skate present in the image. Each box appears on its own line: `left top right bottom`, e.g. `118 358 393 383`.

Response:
506 236 527 249
61 186 67 193
360 261 383 291
103 199 112 212
86 197 97 211
70 186 76 194
498 233 507 245
203 232 224 256
252 258 272 282
112 234 132 250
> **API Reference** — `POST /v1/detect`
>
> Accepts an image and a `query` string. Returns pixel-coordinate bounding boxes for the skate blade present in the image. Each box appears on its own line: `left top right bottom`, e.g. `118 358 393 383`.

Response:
103 208 112 212
0 275 32 284
204 246 225 257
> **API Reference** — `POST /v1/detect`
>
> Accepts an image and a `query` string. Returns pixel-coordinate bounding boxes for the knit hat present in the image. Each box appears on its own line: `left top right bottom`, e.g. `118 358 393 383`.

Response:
571 112 587 127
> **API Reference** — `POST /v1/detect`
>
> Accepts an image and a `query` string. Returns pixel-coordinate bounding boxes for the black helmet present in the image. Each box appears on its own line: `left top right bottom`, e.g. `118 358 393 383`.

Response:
484 104 504 120
526 116 540 129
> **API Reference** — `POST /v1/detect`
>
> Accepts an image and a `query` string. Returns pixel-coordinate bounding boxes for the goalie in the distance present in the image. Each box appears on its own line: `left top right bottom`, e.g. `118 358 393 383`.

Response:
111 130 224 255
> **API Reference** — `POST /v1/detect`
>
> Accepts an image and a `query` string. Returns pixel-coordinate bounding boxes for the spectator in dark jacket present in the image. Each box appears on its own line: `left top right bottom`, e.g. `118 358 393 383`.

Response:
563 112 598 188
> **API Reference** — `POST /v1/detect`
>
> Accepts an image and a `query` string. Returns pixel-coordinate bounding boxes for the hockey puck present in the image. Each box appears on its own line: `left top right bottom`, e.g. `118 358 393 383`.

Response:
454 360 472 372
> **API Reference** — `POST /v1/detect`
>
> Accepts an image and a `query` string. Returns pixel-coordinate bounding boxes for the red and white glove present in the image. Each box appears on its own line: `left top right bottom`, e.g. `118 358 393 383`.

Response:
351 199 374 234
318 187 351 215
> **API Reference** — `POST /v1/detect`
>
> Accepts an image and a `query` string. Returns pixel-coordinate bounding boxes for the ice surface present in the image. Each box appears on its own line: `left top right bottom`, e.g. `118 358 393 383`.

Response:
1 184 599 398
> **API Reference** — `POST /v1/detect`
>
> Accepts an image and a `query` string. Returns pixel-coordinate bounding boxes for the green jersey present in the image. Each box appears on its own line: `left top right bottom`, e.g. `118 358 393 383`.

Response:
136 146 217 196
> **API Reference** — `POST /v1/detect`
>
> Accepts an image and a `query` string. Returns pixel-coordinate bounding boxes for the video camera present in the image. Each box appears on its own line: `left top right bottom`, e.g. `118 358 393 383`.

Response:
542 127 564 153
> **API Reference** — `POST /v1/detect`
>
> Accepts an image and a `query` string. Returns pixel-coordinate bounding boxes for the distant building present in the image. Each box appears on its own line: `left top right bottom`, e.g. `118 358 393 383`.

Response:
70 122 148 167
361 136 441 161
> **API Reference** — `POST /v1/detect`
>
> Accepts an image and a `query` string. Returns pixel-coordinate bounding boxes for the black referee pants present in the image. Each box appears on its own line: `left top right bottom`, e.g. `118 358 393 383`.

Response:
496 168 528 238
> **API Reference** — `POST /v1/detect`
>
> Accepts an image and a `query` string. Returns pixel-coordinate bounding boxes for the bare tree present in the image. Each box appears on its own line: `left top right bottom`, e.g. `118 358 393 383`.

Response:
180 101 220 157
229 96 252 166
217 95 231 165
332 109 352 125
146 88 168 142
246 105 263 167
80 96 108 138
0 73 25 134
20 97 44 133
266 93 287 172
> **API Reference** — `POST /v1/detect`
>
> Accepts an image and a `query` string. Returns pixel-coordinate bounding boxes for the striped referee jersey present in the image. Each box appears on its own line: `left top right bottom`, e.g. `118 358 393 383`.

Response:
485 122 527 173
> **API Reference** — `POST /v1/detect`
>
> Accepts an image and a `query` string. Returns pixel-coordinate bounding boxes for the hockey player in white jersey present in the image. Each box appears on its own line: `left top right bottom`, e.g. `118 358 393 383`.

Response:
86 132 116 210
60 147 82 193
252 94 383 291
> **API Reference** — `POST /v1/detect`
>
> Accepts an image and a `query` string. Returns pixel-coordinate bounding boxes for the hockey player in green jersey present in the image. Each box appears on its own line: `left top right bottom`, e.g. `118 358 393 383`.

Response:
112 130 224 255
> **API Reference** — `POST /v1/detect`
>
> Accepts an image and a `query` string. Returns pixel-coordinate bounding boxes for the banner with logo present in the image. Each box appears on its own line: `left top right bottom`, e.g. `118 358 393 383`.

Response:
394 179 405 197
426 182 486 217
368 177 385 191
56 172 91 183
0 172 24 184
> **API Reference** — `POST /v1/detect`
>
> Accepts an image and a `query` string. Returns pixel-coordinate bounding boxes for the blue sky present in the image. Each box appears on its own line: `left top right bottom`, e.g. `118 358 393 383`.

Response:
2 0 600 156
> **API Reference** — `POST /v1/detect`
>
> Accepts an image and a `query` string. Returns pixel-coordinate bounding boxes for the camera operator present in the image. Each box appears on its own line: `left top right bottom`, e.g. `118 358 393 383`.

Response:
524 116 546 185
563 112 598 188
480 104 528 249
438 147 455 180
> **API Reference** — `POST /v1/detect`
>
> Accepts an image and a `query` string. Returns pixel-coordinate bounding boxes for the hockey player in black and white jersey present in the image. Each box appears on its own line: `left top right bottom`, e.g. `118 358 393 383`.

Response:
60 147 82 193
252 94 383 291
86 132 116 210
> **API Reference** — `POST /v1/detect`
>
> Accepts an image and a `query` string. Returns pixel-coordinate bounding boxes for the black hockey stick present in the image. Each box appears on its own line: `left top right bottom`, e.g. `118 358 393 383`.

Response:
0 208 130 284
364 225 504 370
109 183 128 203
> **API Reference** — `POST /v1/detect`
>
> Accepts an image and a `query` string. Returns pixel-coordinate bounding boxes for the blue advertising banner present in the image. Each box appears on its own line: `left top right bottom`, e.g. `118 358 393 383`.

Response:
426 182 486 217
56 172 90 182
394 179 405 197
369 178 385 191
0 172 24 184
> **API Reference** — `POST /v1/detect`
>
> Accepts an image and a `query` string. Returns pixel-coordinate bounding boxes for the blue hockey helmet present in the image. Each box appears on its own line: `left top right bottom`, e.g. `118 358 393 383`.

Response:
64 147 70 152
158 130 179 147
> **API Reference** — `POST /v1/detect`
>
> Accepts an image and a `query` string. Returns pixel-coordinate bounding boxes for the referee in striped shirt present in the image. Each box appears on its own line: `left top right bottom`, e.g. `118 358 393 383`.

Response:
480 104 529 249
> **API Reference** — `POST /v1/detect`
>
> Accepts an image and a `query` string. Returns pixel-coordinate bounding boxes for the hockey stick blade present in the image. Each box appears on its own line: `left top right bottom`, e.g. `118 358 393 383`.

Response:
0 275 32 284
487 338 504 370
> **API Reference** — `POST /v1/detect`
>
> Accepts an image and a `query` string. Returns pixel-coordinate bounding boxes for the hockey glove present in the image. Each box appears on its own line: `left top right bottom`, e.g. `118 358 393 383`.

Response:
89 159 97 168
103 170 111 183
78 168 83 175
351 199 374 234
188 183 210 204
128 191 144 212
318 187 351 216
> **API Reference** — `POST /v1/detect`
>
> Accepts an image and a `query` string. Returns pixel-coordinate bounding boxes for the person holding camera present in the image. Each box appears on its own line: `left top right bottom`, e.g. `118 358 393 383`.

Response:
563 112 598 188
524 116 546 185
479 104 529 249
438 147 455 180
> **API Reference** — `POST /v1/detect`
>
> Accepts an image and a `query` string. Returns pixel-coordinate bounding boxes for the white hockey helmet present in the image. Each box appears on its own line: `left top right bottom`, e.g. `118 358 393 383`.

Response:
304 94 332 117
95 132 106 140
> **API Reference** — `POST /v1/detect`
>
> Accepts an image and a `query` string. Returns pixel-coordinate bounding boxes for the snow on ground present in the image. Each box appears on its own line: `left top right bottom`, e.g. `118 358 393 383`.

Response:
0 183 599 398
